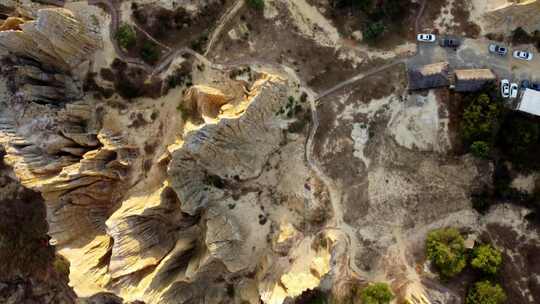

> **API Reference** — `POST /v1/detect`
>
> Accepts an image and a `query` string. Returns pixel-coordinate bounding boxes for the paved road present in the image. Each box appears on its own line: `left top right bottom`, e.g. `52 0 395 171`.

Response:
409 38 540 83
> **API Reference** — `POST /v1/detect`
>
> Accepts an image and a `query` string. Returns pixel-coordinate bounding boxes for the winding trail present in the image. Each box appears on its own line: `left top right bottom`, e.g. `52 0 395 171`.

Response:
88 0 152 71
88 0 412 280
88 0 246 77
302 3 427 278
305 59 406 277
204 0 244 57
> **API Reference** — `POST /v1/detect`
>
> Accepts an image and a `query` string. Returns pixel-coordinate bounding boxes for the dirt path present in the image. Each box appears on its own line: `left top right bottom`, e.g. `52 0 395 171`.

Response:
415 0 428 34
131 22 172 51
204 0 244 56
88 0 152 71
88 0 240 77
304 59 406 277
316 59 406 101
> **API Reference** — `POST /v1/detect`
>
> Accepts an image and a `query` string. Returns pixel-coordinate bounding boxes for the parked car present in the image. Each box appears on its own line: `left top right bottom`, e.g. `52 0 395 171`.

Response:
417 34 436 42
488 44 508 56
521 79 530 89
510 83 519 98
439 36 461 48
500 79 510 98
530 82 540 91
513 50 533 61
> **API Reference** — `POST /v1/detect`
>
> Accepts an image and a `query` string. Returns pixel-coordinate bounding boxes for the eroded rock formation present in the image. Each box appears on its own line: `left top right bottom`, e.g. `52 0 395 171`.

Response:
0 7 332 303
0 3 538 304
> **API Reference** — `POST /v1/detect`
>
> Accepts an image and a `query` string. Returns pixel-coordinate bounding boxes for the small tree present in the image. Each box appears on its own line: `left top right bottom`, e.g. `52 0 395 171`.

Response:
116 24 137 50
362 21 385 42
471 244 502 275
140 41 160 64
360 282 394 304
247 0 264 10
461 93 501 145
466 281 507 304
470 141 490 159
426 228 467 278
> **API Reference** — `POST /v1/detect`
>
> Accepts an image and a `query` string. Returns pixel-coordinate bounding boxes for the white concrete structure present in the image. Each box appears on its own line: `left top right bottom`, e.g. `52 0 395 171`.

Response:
517 89 540 116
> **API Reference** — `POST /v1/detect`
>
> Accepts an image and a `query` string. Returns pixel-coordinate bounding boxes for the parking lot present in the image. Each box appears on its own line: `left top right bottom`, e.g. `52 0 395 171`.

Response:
408 37 540 85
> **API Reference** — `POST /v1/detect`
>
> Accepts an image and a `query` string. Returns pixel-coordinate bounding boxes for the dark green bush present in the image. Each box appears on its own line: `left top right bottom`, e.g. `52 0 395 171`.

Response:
116 24 137 50
471 244 502 275
461 93 502 145
471 190 491 214
497 114 540 170
466 281 507 304
332 0 373 11
426 228 467 278
360 282 394 304
140 41 160 64
362 21 385 42
470 141 490 159
247 0 264 10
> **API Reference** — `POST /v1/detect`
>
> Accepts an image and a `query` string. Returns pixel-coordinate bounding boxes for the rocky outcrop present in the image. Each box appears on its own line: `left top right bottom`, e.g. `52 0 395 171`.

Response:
2 3 537 304
183 85 230 122
0 8 101 72
0 17 330 300
0 149 77 304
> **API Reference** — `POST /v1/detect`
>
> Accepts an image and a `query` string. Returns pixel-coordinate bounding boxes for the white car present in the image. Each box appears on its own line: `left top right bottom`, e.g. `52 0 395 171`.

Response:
417 34 436 42
501 79 510 98
510 83 519 98
513 50 533 61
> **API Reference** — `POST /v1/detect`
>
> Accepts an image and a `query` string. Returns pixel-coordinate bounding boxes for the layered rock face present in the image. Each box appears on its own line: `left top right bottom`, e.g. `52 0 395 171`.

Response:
1 3 538 304
0 8 101 71
0 7 332 304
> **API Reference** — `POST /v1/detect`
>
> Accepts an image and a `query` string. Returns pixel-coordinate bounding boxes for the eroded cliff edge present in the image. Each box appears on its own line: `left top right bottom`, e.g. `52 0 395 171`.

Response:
0 2 539 304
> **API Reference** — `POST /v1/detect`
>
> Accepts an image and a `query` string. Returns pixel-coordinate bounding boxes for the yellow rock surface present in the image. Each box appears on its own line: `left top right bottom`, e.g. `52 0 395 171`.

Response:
0 17 25 31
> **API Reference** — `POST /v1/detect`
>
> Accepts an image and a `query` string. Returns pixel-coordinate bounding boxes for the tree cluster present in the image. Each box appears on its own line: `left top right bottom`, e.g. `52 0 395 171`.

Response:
116 23 137 51
425 228 507 304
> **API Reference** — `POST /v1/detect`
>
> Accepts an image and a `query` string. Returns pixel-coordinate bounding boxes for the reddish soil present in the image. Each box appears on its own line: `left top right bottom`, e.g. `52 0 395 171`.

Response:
208 2 362 93
97 59 164 100
307 0 419 47
483 223 540 304
451 0 481 38
420 0 480 38
131 0 233 53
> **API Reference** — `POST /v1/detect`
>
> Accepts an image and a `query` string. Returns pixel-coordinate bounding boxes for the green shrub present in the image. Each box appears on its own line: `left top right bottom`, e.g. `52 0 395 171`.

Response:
116 24 137 50
471 244 502 275
247 0 264 10
176 103 190 121
140 41 160 64
360 282 394 304
426 228 467 278
466 281 507 304
53 255 70 276
470 141 490 159
461 93 502 145
362 21 385 42
332 0 373 11
471 190 491 214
